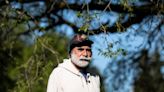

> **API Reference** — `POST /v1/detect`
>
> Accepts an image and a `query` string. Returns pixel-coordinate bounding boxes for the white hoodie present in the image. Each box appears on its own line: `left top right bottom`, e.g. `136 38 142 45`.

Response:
47 59 100 92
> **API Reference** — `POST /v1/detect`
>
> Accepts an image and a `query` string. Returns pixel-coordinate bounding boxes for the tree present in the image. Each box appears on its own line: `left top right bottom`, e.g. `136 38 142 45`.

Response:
0 4 69 91
134 51 164 92
0 0 163 92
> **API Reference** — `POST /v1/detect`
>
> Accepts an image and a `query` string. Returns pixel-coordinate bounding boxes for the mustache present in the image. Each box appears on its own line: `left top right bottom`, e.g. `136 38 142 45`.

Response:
79 57 91 61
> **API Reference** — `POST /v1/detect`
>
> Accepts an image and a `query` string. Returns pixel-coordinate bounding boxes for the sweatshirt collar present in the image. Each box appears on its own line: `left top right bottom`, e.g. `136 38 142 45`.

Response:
59 58 83 76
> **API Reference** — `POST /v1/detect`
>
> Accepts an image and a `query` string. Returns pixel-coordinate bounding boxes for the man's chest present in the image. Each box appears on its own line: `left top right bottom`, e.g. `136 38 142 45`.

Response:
59 71 99 92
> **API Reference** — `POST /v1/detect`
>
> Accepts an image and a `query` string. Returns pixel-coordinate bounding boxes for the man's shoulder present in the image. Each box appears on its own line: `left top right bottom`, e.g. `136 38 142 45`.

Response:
49 66 63 77
51 66 64 73
87 67 100 77
89 73 100 81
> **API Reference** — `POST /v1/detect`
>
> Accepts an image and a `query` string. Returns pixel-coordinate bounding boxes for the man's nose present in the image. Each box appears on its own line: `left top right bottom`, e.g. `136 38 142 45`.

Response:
82 50 88 57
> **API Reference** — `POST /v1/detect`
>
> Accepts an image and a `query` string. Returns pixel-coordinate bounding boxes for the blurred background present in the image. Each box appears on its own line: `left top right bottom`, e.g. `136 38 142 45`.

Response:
0 0 164 92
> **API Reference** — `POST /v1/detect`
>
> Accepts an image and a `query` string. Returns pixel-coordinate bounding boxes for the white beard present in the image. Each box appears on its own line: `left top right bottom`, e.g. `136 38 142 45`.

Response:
70 53 91 68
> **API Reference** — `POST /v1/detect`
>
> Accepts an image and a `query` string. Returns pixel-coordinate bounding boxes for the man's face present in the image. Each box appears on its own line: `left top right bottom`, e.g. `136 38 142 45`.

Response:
70 46 92 68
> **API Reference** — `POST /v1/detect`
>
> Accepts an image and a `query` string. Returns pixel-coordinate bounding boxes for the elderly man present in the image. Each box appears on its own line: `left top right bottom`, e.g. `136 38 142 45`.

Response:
47 34 100 92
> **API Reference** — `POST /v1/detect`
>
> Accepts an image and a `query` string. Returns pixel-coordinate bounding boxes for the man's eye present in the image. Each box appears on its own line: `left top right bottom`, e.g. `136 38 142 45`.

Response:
86 49 91 52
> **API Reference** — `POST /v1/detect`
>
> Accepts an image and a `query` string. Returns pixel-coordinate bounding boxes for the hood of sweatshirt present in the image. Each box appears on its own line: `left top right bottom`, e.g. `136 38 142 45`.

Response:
58 58 83 77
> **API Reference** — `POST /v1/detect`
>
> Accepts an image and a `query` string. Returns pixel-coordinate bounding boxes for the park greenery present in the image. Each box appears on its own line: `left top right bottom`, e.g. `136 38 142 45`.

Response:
0 0 164 92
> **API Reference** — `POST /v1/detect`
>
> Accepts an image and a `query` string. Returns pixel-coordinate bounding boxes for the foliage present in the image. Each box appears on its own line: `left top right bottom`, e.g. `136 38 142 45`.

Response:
0 0 164 92
133 51 164 92
0 4 68 92
8 32 68 92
